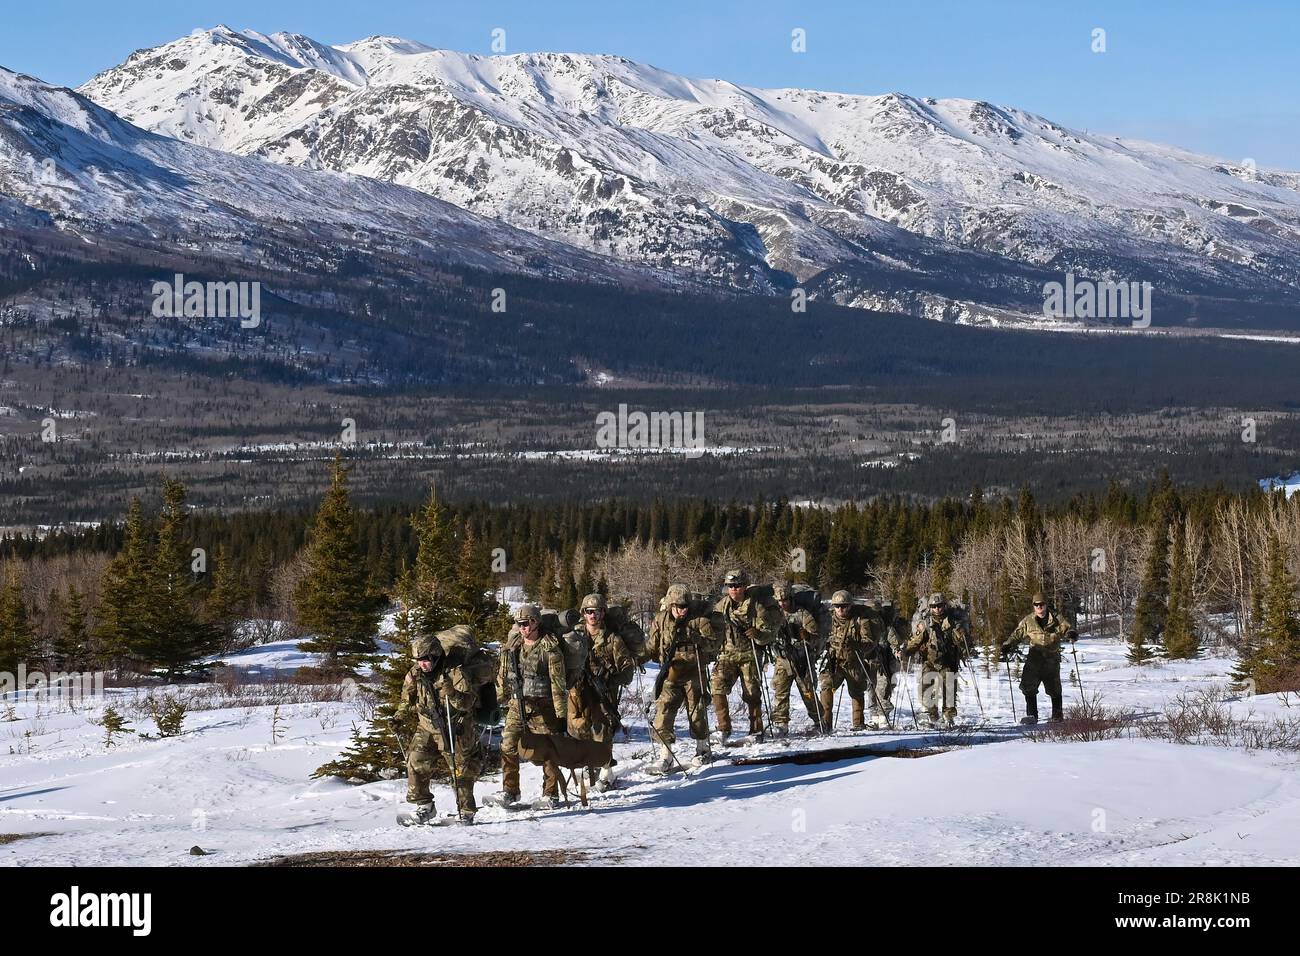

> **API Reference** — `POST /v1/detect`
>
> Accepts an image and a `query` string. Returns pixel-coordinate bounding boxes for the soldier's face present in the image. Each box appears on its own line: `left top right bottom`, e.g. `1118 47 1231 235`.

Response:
670 603 689 620
778 597 792 612
518 618 539 640
1034 601 1047 619
833 605 850 619
417 658 434 673
584 608 604 626
726 584 746 600
930 604 944 619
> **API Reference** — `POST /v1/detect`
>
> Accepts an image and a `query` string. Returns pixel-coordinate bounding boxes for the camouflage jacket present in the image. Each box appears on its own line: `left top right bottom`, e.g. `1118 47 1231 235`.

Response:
905 612 971 670
1005 611 1076 659
714 592 777 659
496 633 568 720
571 618 639 687
647 607 720 666
399 664 478 745
773 607 822 660
824 611 881 670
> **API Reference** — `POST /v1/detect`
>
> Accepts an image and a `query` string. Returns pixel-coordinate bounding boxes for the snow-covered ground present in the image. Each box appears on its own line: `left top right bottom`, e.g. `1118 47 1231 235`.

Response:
2 635 1298 866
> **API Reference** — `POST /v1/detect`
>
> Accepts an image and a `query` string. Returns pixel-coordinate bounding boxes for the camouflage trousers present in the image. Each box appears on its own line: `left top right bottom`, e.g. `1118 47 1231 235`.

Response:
819 662 868 729
710 651 764 735
500 696 564 798
917 666 959 719
1020 649 1063 709
406 721 482 813
771 657 824 729
653 660 710 744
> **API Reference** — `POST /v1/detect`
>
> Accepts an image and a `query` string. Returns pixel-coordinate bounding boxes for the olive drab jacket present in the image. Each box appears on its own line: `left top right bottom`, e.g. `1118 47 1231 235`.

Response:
714 591 777 661
1004 610 1076 660
496 633 568 720
647 604 721 668
905 610 972 670
399 665 478 750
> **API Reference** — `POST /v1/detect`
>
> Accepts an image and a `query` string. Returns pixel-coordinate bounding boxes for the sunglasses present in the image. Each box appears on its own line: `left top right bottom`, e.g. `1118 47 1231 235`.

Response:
1033 602 1046 608
517 618 538 626
583 608 602 615
726 583 746 589
671 603 689 610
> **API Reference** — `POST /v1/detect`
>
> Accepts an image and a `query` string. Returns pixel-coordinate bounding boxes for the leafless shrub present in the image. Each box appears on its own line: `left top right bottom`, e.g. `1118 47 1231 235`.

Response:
1029 692 1135 742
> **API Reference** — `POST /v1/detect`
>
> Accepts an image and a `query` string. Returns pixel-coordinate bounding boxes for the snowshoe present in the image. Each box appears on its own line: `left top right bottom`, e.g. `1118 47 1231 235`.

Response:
871 714 890 730
1019 715 1039 726
483 791 521 809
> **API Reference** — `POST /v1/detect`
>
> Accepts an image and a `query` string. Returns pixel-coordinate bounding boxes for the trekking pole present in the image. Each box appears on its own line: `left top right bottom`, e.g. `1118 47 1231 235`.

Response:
901 655 921 730
802 642 828 734
695 651 715 764
855 650 893 730
1006 656 1018 722
445 694 460 813
1070 640 1086 705
750 638 776 737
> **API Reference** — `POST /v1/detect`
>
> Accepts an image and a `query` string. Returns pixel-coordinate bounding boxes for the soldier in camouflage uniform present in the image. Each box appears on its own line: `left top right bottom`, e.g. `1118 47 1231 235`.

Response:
566 592 643 791
818 590 881 732
1002 591 1076 725
647 584 720 772
396 625 487 825
488 604 569 809
769 582 826 735
902 593 970 727
711 570 777 742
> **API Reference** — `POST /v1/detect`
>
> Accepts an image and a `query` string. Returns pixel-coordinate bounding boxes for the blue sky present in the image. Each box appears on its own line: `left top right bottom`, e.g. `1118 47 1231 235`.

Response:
4 0 1297 166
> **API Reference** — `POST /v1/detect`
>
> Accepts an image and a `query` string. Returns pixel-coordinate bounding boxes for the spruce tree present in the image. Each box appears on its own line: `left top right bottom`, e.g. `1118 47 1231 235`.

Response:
204 545 248 652
0 569 35 676
295 456 384 674
1162 527 1199 659
54 585 90 671
95 499 152 669
1236 533 1300 692
1129 522 1169 665
140 478 221 679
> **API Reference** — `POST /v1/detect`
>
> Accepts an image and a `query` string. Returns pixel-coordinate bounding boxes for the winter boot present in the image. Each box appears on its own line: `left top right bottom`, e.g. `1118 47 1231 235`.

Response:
456 809 477 826
484 790 520 809
818 691 835 732
647 741 678 775
772 723 789 738
712 694 732 736
1020 694 1038 726
850 699 866 731
594 763 617 792
690 738 712 768
1048 694 1064 722
407 801 436 825
871 713 890 730
747 703 765 742
942 710 957 728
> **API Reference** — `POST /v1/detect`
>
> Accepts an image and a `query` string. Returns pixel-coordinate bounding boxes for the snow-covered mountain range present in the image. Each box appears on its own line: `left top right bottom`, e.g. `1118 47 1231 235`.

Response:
0 63 651 286
75 26 1300 323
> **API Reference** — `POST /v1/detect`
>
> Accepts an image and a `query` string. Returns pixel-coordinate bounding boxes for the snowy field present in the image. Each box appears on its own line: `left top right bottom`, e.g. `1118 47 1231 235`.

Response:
2 635 1299 867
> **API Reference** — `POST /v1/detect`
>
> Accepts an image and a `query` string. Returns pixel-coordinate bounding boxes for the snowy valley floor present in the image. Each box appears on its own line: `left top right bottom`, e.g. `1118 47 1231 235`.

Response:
2 637 1299 866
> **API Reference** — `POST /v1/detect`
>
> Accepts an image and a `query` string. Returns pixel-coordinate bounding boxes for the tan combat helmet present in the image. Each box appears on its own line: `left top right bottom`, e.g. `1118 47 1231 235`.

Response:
665 584 691 607
772 581 792 601
515 603 541 624
411 632 442 660
830 590 853 606
722 569 750 587
1031 591 1047 606
580 592 607 611
928 592 947 608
